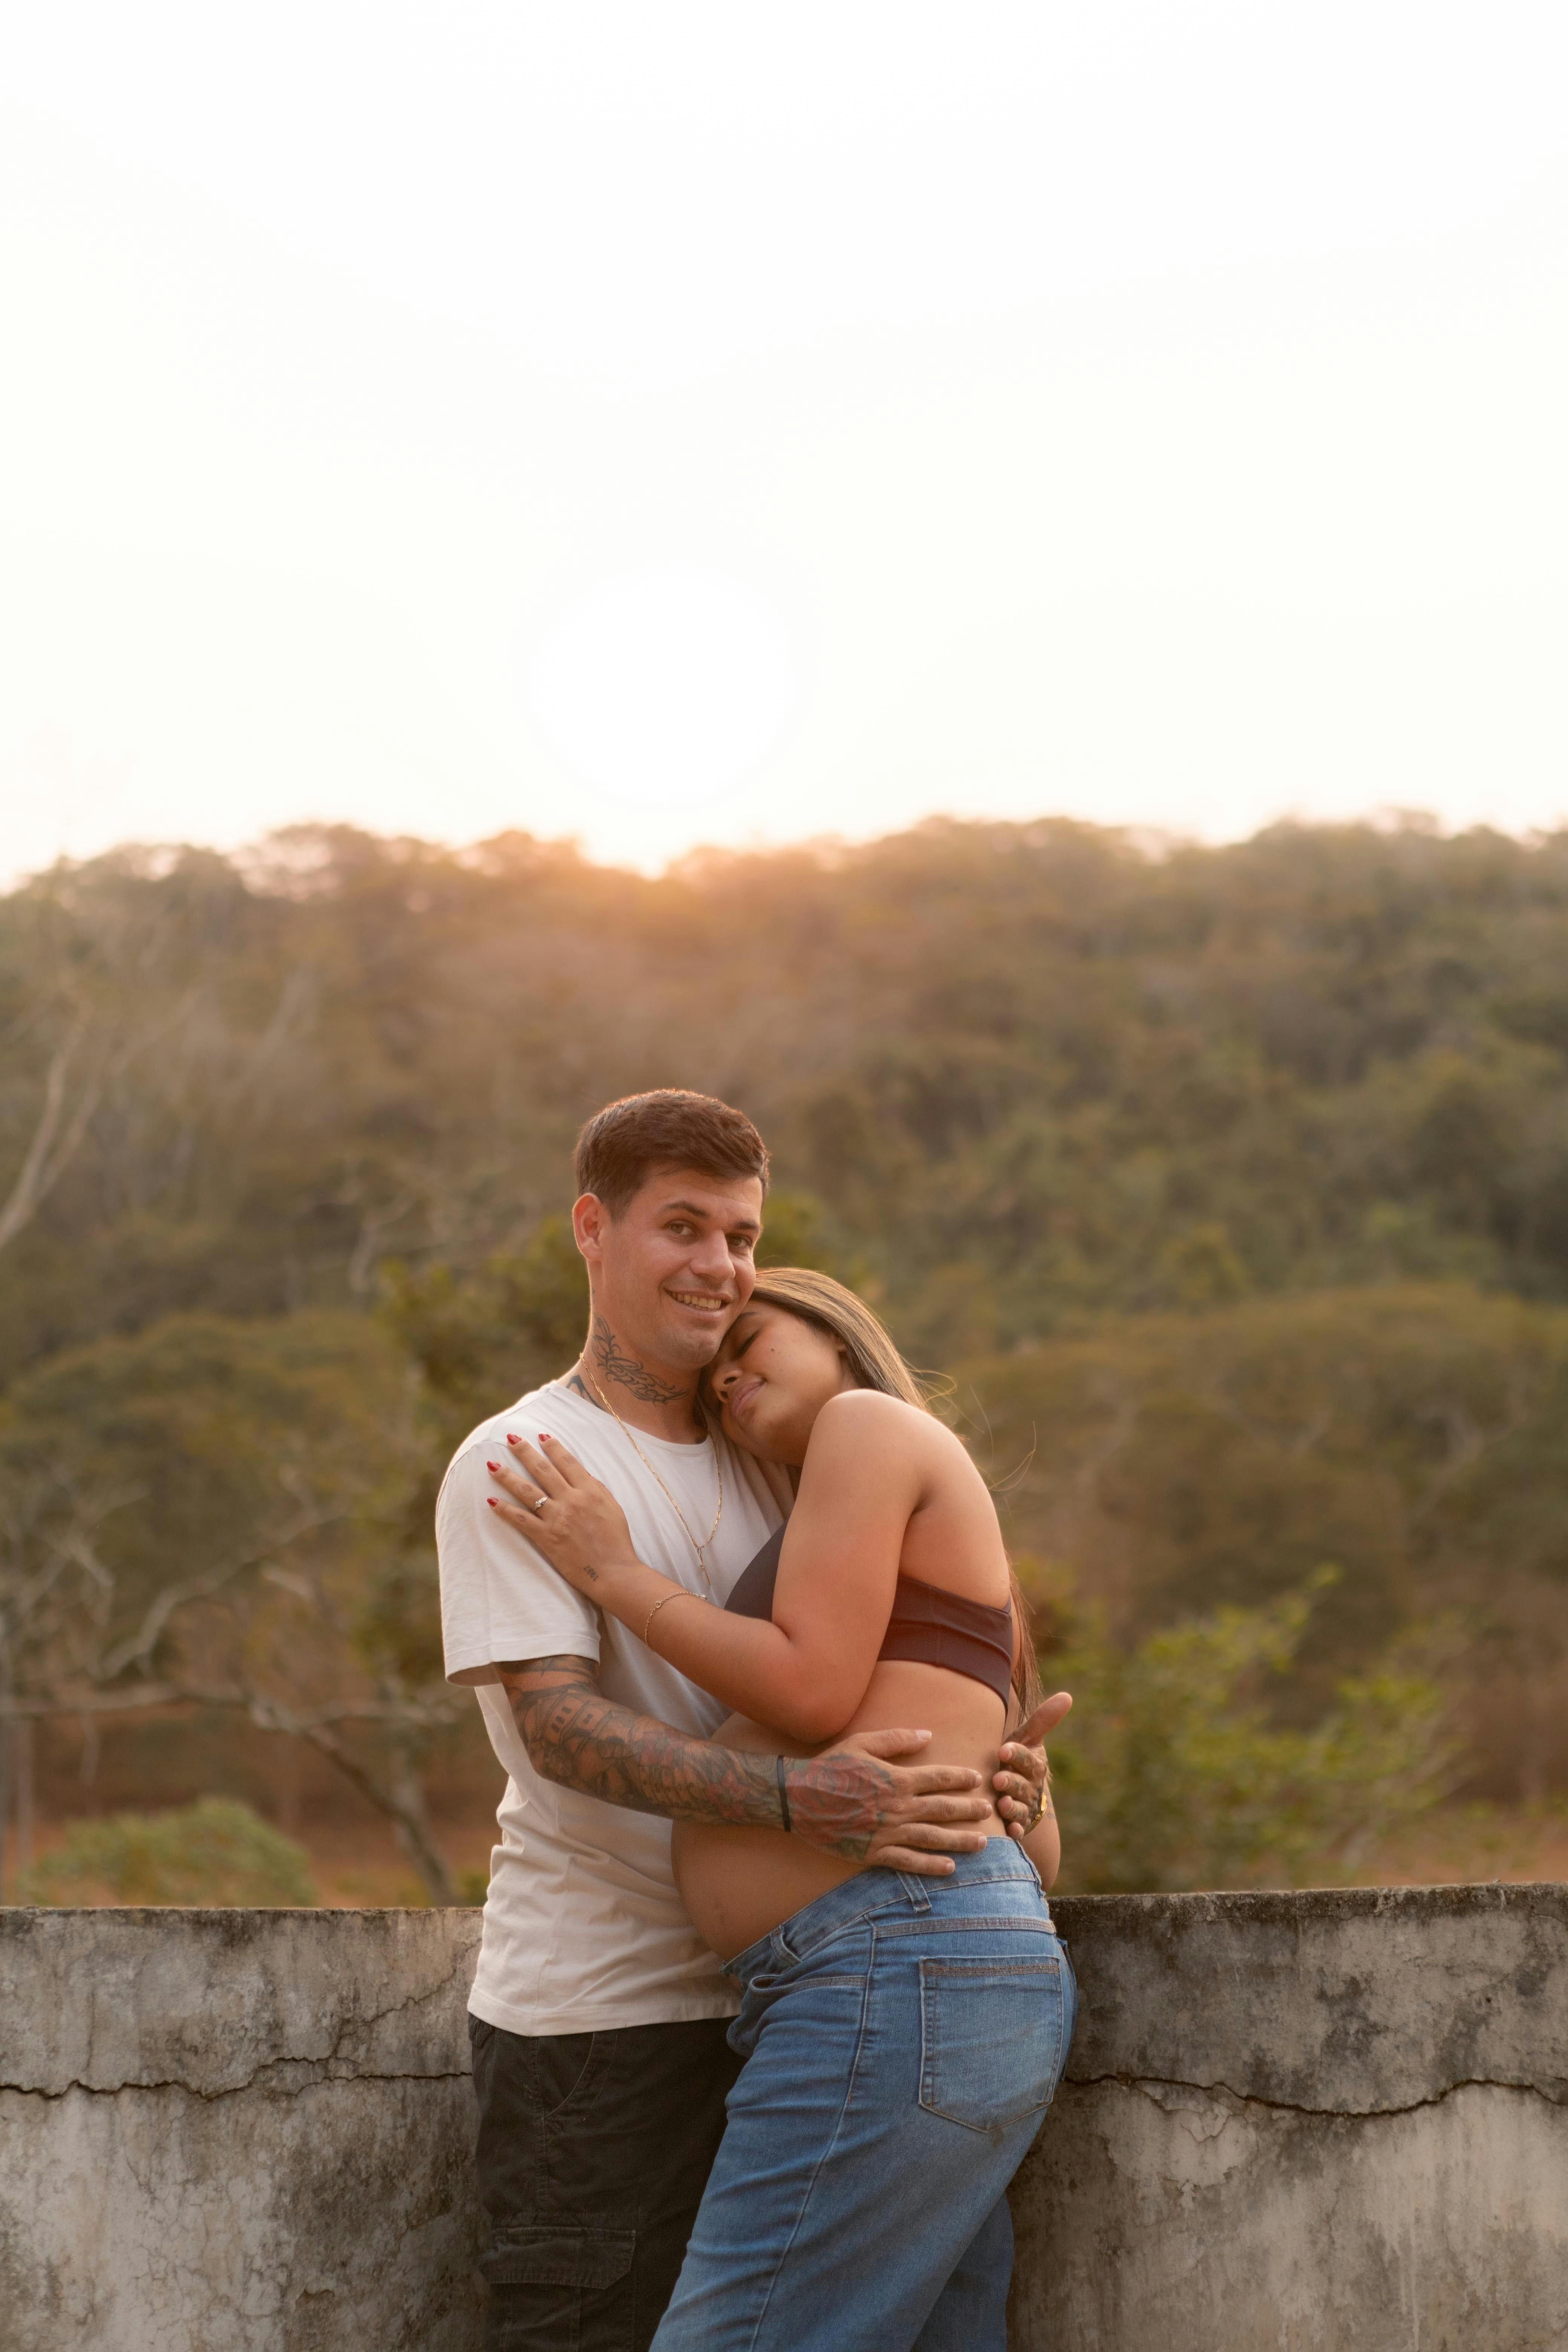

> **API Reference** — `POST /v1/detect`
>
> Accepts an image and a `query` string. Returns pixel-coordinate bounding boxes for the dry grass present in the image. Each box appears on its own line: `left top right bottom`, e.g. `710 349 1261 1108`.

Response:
10 1801 1564 1908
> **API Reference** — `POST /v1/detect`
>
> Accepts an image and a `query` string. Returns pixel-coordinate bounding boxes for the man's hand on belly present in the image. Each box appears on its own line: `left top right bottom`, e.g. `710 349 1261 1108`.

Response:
787 1729 992 1873
499 1658 991 1873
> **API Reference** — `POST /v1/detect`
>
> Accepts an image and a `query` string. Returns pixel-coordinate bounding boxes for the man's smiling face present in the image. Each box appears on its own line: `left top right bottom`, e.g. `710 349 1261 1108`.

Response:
574 1164 764 1380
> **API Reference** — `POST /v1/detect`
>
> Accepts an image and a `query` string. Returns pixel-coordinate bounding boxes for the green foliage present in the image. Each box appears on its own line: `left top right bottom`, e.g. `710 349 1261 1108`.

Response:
753 1190 860 1279
0 1306 463 1897
1040 1571 1459 1893
9 816 1568 1383
354 1548 447 1689
22 1797 317 1906
974 1284 1568 1798
0 1307 416 1690
381 1216 588 1446
6 816 1568 1826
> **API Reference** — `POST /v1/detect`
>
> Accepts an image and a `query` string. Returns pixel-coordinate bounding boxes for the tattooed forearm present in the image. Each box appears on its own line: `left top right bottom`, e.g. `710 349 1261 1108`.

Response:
588 1314 691 1407
499 1655 786 1828
496 1658 991 1866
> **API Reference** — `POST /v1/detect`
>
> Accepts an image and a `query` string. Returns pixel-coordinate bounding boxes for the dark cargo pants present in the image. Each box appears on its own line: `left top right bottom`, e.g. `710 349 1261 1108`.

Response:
469 2014 742 2352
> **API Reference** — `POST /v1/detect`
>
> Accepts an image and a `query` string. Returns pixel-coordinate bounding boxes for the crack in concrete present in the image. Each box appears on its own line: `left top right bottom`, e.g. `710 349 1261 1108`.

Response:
14 2069 1559 2118
0 2065 473 2104
5 1944 480 2104
1066 2070 1567 2119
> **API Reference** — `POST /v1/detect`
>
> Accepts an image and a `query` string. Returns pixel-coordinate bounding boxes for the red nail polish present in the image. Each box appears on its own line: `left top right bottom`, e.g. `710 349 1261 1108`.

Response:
486 1497 498 1508
486 1461 500 1472
506 1434 519 1445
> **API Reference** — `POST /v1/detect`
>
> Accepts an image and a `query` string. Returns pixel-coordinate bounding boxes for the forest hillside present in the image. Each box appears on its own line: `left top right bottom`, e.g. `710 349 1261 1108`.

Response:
3 816 1566 1892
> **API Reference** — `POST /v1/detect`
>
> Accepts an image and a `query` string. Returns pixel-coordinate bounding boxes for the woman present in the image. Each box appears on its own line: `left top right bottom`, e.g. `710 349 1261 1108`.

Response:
487 1269 1074 2352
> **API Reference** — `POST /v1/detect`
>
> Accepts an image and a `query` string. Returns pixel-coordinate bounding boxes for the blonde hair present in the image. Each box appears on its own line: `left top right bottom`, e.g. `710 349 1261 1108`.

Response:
732 1268 1041 1718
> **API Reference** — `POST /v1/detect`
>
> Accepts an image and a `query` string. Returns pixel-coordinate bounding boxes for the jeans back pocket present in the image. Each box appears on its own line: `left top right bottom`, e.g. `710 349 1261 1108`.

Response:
918 1955 1066 2134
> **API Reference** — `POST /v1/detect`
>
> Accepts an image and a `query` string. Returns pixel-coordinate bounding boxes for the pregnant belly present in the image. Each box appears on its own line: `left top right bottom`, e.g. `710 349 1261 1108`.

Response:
673 1715 859 1964
673 1663 1009 1965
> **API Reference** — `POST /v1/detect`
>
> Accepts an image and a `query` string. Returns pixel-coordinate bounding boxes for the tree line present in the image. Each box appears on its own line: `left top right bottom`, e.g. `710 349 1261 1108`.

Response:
3 815 1565 1893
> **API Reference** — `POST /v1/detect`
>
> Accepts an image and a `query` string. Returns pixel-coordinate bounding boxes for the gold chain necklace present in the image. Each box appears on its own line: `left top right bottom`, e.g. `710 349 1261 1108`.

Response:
587 1371 723 1590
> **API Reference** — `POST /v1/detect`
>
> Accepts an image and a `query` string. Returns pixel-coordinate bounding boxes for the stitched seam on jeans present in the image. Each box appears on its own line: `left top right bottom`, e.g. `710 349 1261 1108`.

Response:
921 1960 1060 1977
740 1961 874 2351
842 1940 878 2116
917 1957 1057 2131
783 1892 922 1964
871 1915 1059 1940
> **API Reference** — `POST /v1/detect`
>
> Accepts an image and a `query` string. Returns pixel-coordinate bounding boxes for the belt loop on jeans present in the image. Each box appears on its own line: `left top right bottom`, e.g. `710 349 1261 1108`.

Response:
895 1873 934 1913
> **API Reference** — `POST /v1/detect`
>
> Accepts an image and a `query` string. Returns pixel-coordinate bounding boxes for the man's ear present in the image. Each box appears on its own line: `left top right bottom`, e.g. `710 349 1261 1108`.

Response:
573 1192 610 1269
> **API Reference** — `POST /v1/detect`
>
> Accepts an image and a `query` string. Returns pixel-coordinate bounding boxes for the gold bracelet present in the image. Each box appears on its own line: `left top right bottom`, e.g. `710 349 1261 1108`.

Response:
642 1590 696 1649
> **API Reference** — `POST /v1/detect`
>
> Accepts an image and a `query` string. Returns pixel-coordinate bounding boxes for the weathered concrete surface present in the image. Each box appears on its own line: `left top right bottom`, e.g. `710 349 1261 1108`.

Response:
1008 1883 1568 2352
4 1888 1565 2351
0 1906 485 2351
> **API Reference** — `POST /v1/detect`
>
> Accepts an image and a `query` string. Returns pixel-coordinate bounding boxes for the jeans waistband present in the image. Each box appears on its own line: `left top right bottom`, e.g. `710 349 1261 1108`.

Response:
724 1839 1052 1985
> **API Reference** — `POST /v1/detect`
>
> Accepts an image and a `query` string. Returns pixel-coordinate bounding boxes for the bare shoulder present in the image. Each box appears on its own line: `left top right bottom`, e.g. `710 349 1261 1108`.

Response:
808 1388 956 1472
822 1390 996 1494
813 1387 928 1440
794 1389 931 1518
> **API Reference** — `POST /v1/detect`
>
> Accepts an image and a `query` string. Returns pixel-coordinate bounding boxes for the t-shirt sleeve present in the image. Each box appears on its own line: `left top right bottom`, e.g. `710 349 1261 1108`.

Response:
436 1439 602 1684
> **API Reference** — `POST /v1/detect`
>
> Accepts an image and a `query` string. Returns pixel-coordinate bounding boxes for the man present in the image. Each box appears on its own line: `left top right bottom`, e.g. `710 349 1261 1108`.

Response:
438 1090 1056 2351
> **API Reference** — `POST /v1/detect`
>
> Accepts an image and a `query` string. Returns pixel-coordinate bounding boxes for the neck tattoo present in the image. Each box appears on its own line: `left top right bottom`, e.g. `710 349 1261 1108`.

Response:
589 1313 689 1407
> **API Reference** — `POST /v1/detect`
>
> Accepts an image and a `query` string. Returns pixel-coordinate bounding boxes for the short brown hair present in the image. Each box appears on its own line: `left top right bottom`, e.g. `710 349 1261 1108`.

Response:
574 1090 770 1216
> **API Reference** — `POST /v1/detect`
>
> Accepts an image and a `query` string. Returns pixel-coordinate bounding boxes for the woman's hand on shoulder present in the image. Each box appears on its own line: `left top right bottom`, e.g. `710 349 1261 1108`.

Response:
485 1433 639 1598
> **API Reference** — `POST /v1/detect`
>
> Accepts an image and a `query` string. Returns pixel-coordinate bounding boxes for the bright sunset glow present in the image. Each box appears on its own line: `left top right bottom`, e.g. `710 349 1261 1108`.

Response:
2 3 1566 873
528 565 799 814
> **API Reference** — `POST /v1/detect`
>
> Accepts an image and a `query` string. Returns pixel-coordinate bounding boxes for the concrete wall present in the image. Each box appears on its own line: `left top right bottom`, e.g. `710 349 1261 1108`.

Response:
0 1906 486 2352
1009 1882 1568 2352
3 1885 1564 2352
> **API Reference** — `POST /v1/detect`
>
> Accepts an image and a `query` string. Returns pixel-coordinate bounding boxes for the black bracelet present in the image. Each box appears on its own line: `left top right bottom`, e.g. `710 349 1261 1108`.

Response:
776 1753 793 1834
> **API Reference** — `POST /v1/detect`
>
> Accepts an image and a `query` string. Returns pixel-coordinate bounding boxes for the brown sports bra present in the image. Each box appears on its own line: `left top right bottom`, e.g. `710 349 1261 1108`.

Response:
724 1524 1014 1708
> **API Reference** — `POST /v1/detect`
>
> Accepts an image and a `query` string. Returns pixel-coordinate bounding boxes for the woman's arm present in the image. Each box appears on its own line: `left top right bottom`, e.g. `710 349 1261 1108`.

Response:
488 1394 930 1744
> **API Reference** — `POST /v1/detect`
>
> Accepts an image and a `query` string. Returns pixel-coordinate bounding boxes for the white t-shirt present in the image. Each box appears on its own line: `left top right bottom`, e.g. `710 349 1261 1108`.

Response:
437 1380 782 2036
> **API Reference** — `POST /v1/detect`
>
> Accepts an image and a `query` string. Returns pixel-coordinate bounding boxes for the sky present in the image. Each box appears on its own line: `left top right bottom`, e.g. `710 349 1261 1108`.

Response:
2 2 1566 878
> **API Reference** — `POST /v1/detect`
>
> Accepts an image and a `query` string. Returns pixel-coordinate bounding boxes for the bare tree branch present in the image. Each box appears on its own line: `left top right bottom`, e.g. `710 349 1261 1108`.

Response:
243 1695 457 1905
2 1429 459 1900
0 1020 105 1254
0 1686 451 1729
0 1674 461 1903
92 1508 351 1681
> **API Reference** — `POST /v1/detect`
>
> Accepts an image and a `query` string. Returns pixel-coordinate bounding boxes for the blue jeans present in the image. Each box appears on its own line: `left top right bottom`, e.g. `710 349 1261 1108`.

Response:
650 1841 1076 2352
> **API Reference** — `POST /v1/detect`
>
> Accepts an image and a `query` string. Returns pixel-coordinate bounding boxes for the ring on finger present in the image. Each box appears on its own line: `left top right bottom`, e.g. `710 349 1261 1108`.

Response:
530 1494 547 1515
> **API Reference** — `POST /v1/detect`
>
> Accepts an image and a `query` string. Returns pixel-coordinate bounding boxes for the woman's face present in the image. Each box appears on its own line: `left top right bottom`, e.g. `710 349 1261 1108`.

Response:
708 1302 857 1465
